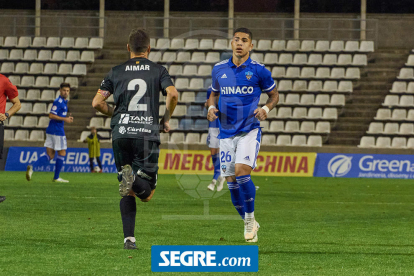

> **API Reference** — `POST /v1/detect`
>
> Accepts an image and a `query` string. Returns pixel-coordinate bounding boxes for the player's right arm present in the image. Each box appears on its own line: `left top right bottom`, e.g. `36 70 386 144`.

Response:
92 70 114 117
207 67 220 122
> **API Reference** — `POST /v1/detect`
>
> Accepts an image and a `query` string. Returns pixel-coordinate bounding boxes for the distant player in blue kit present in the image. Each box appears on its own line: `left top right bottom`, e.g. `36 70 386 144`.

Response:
207 28 279 242
26 83 74 182
205 85 226 192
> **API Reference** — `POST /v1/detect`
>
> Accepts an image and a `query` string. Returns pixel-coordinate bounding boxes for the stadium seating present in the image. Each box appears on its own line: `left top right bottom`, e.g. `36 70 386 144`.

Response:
2 36 367 146
1 36 104 141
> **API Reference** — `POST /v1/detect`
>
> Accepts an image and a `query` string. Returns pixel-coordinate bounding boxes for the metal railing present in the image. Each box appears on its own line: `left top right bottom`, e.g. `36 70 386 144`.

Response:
141 16 378 47
0 14 378 47
0 15 104 38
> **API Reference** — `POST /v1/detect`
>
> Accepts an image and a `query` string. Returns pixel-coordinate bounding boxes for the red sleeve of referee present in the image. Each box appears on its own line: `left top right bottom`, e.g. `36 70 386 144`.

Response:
2 75 18 100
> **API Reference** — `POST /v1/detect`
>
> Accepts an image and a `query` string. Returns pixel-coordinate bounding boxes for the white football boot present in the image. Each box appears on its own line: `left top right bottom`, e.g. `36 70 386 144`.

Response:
216 176 226 192
26 165 33 181
244 219 260 243
53 178 69 183
207 179 217 191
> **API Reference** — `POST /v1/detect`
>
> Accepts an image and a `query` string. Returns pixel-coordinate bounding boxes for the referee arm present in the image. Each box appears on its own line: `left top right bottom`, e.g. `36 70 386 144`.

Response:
254 87 279 121
0 96 21 121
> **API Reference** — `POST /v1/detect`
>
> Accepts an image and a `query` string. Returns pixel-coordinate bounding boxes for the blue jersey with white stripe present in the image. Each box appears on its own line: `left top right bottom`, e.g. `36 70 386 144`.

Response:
211 57 275 139
46 96 68 136
206 86 219 128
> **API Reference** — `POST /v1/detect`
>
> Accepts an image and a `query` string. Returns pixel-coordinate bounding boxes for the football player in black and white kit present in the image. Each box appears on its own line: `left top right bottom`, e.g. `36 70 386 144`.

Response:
92 29 178 250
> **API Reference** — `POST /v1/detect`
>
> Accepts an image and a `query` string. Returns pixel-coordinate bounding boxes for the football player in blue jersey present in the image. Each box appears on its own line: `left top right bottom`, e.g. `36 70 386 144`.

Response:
26 83 74 183
207 28 279 242
205 86 226 192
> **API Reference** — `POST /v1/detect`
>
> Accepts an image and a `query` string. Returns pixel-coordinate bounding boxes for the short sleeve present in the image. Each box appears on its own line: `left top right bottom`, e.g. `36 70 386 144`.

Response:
5 77 18 100
206 86 212 100
49 102 60 115
98 69 114 98
160 67 174 96
258 67 276 92
211 66 220 92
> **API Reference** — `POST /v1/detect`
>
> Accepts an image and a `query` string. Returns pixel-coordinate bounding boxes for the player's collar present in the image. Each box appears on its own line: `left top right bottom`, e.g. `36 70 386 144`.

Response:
58 95 68 103
228 56 252 68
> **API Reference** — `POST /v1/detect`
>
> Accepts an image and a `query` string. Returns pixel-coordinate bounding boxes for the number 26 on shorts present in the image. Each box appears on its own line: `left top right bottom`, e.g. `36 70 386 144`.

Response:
220 151 231 163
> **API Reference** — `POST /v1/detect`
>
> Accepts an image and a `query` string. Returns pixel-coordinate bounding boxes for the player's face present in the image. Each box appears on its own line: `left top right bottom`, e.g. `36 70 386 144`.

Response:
231 32 253 58
60 87 70 99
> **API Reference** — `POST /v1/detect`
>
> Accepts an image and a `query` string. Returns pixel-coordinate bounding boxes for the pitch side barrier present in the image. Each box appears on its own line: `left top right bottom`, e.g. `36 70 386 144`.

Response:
314 153 414 179
7 146 414 179
4 147 315 177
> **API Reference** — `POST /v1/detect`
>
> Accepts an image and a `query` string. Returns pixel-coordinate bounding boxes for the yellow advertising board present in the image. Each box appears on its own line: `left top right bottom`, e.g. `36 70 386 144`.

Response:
158 150 316 177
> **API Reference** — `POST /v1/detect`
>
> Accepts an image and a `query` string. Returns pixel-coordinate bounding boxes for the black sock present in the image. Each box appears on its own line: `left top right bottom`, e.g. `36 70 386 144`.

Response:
120 196 136 239
96 157 102 169
89 158 94 171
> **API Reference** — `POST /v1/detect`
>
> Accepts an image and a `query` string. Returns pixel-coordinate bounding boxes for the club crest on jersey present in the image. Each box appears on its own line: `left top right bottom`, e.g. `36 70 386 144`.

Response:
245 71 253 80
222 164 227 173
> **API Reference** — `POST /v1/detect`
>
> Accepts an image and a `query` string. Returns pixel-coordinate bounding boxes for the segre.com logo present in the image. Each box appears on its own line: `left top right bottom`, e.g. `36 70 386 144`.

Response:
151 245 258 272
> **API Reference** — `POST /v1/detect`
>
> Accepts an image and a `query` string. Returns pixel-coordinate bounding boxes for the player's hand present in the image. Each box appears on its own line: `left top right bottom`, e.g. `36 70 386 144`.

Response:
254 108 268 121
160 118 170 133
66 114 74 123
0 113 6 122
207 108 218 122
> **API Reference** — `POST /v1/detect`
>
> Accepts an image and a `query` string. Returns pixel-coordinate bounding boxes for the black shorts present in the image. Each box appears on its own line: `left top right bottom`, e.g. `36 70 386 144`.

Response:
0 123 4 160
112 138 159 184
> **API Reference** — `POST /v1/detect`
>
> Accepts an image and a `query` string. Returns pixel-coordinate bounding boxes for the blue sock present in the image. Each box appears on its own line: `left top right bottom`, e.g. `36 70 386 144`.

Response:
227 181 245 220
32 153 51 170
212 153 220 180
236 175 256 215
54 155 65 180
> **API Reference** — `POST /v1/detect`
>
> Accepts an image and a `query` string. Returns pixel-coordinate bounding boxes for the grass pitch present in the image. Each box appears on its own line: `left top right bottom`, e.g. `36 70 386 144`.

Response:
1 171 414 275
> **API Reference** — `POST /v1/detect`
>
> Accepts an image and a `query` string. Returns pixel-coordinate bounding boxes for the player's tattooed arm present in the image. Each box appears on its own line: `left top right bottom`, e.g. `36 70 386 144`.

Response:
92 91 114 117
207 91 219 122
160 86 179 133
265 88 279 110
254 88 279 121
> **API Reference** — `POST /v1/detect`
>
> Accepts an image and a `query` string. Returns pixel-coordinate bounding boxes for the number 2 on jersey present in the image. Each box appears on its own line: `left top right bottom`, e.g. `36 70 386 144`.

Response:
127 79 147 111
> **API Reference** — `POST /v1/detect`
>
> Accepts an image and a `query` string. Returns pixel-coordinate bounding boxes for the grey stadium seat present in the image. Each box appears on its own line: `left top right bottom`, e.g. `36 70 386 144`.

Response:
292 135 307 146
199 39 213 49
32 37 46 47
392 137 406 148
358 136 375 148
89 38 103 49
81 51 95 62
46 37 60 48
60 37 75 48
18 37 31 48
4 36 17 47
74 37 89 48
315 41 329 52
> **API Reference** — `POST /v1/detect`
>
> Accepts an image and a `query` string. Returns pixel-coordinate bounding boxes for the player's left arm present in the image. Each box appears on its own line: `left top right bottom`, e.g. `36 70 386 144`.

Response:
254 88 279 121
254 66 279 121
